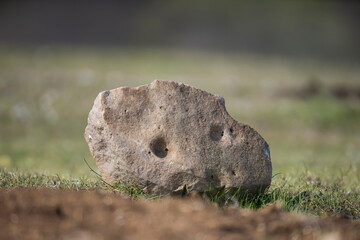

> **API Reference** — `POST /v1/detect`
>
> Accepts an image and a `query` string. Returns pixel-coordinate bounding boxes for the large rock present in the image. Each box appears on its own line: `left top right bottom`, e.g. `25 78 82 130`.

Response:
85 80 272 195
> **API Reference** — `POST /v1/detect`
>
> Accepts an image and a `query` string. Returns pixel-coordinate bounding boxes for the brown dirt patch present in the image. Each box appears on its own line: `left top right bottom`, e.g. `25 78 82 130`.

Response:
0 189 359 240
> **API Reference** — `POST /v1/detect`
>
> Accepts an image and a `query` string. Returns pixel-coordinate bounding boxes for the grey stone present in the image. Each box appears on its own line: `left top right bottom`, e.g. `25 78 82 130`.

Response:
85 80 272 195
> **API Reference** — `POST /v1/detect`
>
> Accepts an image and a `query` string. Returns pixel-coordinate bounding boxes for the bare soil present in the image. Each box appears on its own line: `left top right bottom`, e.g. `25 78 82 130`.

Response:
0 189 359 240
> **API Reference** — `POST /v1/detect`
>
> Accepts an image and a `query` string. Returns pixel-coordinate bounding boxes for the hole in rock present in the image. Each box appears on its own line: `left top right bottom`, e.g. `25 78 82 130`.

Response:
150 137 168 158
182 185 187 196
209 125 224 141
230 128 233 133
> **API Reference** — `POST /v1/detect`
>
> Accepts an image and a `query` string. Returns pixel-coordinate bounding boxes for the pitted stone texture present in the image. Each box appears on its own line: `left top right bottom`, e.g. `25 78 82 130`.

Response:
85 80 272 195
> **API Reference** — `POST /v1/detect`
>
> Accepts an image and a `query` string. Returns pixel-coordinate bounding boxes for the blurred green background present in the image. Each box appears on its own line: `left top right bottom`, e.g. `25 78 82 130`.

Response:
0 1 359 183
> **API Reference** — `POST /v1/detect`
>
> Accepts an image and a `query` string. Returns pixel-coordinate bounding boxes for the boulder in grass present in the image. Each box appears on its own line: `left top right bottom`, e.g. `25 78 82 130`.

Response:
85 80 272 195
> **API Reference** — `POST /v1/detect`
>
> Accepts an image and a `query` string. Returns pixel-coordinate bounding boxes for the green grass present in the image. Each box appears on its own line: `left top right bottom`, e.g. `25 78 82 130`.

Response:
0 169 156 199
0 169 102 190
0 46 359 218
208 172 360 219
1 169 359 219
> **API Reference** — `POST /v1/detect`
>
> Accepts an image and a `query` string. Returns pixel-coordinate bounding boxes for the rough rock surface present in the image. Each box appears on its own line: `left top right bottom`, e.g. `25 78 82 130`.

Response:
85 80 272 194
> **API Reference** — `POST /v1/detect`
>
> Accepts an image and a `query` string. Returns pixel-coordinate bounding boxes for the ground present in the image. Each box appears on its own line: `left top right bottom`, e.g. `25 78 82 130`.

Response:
1 189 359 240
0 47 359 239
